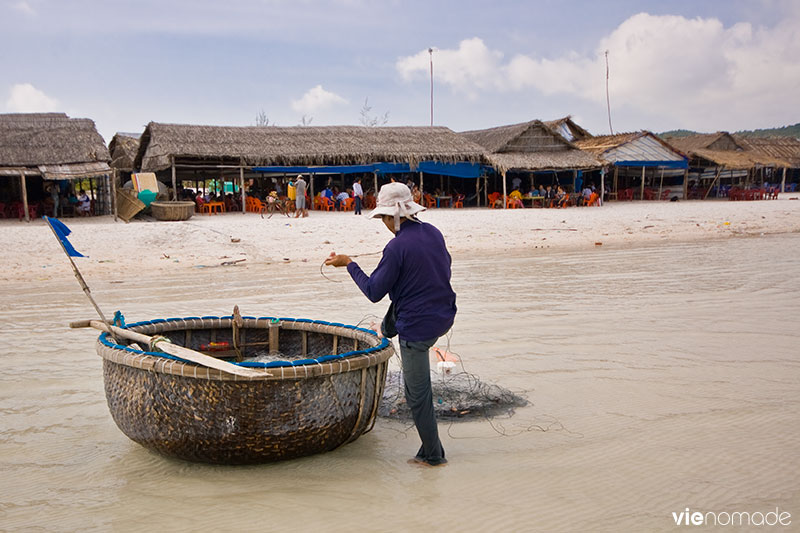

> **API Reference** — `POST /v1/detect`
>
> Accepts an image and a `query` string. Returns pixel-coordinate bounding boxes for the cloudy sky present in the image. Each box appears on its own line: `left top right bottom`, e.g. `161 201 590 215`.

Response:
2 0 798 142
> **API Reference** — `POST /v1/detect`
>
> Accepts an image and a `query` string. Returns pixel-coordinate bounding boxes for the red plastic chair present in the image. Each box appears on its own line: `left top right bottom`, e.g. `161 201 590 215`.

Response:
17 203 38 220
423 194 437 209
453 194 464 208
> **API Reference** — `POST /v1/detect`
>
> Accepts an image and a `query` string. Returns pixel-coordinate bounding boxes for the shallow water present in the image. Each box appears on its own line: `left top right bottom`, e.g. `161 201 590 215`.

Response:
1 235 799 531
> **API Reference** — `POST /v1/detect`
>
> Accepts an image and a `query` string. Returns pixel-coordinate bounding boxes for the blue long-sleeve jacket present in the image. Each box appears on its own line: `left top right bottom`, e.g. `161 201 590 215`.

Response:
346 221 457 342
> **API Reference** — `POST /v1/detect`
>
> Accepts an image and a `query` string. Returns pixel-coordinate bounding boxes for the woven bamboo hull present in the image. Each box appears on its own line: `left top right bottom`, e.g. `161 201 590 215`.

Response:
150 201 195 221
96 317 393 464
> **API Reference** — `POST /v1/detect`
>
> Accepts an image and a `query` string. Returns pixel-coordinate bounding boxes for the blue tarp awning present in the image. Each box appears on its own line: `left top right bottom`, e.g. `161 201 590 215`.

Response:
251 161 486 178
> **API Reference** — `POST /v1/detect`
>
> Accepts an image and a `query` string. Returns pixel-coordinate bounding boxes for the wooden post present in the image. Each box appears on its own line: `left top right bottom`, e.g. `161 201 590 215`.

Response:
682 168 688 200
572 169 577 192
20 171 30 222
171 157 177 200
484 176 488 207
600 167 605 206
502 170 508 209
704 166 724 200
640 166 646 200
111 169 118 221
475 176 480 207
240 163 246 214
310 173 315 210
781 167 787 193
373 171 378 199
418 171 423 196
658 166 664 199
613 166 618 196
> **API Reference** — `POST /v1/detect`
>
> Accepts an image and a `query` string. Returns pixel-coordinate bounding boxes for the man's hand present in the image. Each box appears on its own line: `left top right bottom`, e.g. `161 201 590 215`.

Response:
325 252 352 267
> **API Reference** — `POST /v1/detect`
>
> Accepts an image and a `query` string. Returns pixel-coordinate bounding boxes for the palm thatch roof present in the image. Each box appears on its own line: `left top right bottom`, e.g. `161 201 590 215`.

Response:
460 119 601 172
0 113 110 178
734 136 800 167
573 132 643 156
663 132 741 152
134 123 489 171
663 132 794 169
109 132 141 171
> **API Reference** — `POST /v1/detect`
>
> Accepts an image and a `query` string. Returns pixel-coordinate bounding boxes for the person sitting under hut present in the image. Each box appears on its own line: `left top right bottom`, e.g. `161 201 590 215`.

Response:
555 186 568 208
581 186 593 206
412 185 422 204
76 189 91 216
334 189 350 210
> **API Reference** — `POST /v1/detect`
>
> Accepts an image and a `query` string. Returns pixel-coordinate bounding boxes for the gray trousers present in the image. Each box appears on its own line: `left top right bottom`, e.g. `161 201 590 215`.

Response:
398 337 446 465
382 304 445 464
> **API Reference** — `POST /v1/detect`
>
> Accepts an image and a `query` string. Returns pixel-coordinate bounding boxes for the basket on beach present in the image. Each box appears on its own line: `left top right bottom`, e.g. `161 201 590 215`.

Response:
116 189 145 222
150 201 195 221
96 315 393 464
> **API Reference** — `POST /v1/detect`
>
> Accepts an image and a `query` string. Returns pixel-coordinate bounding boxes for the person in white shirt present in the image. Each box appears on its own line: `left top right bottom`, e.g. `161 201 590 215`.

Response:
352 177 364 215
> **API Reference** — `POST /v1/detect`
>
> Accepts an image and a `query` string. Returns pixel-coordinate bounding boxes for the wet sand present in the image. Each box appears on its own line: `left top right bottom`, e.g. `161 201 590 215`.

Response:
1 200 799 531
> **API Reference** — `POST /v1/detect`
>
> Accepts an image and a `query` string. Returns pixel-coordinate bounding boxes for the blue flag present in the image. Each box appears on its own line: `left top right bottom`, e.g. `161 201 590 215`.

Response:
44 216 86 257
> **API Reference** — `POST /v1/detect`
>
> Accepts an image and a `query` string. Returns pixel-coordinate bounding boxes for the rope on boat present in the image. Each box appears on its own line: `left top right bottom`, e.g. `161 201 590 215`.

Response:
320 250 383 283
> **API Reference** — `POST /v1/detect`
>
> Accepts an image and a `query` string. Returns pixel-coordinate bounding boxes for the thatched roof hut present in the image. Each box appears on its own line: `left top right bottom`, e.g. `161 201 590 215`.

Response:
460 119 601 172
575 131 687 168
109 132 141 172
134 122 488 172
575 132 688 200
663 132 767 170
0 112 111 178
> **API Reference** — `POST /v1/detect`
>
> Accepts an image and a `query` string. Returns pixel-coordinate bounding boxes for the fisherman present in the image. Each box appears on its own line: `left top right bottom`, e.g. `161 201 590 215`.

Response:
325 182 456 467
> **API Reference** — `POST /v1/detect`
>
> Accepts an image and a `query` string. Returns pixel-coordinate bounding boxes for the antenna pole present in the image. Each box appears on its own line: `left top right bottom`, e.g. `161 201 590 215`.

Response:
429 47 434 127
605 50 614 135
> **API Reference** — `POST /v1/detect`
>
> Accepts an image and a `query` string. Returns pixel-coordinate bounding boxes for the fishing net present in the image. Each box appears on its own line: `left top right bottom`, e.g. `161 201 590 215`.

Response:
379 369 528 421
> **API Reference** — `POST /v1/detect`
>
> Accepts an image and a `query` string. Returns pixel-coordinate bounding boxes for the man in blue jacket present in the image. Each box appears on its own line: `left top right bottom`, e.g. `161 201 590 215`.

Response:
325 182 456 467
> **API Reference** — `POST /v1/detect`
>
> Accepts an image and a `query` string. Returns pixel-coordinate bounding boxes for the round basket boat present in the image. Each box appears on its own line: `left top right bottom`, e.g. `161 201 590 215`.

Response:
150 201 195 221
96 315 393 464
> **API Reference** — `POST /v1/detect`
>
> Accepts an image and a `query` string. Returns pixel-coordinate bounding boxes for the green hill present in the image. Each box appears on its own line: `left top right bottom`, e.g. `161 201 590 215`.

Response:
735 123 800 138
659 123 800 139
658 129 699 138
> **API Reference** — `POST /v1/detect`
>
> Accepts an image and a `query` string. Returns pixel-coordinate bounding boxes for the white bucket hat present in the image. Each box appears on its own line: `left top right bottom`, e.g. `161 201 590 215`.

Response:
368 182 425 230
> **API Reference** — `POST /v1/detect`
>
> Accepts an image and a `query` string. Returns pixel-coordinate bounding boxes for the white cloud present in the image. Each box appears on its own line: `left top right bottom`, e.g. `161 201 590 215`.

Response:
396 11 800 130
6 83 59 112
397 38 504 97
290 85 348 116
11 1 36 16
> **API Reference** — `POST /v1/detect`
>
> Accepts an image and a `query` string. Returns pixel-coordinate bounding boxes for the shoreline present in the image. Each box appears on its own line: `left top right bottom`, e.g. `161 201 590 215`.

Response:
2 196 798 284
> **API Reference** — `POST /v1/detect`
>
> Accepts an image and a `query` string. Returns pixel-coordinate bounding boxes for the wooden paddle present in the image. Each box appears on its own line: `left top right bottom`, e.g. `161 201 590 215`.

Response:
70 319 264 378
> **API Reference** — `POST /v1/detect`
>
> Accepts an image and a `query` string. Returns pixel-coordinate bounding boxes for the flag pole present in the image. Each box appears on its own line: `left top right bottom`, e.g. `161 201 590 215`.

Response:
45 219 119 343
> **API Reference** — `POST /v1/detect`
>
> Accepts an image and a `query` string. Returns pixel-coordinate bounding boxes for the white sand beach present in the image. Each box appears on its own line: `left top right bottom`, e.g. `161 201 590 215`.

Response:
1 198 799 532
4 196 800 283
